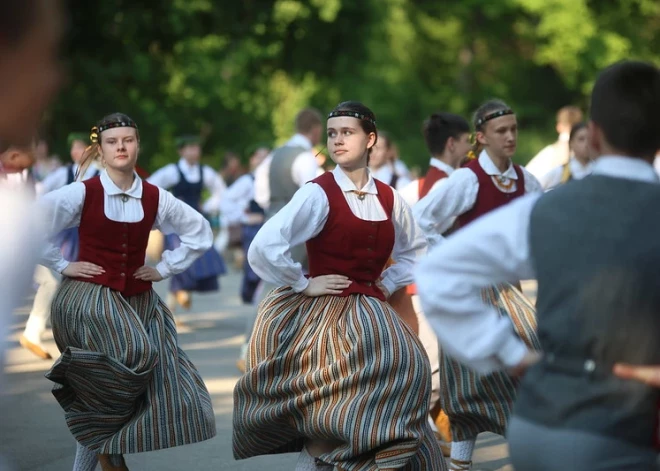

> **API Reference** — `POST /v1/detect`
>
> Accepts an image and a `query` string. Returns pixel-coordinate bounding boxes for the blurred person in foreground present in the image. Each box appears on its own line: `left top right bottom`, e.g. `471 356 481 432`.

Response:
0 0 64 355
416 60 660 470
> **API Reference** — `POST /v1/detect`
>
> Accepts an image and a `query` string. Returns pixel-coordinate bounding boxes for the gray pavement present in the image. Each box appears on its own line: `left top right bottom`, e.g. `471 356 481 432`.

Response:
1 270 521 470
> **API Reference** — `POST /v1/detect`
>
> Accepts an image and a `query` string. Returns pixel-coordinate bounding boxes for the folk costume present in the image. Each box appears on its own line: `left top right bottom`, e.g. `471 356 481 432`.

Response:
39 119 216 467
413 143 542 470
233 166 445 470
147 148 227 308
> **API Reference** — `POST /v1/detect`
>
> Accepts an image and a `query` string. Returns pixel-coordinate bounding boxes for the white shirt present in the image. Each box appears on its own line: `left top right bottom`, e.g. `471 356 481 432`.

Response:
413 150 543 247
525 133 570 179
248 166 427 296
415 155 660 374
371 164 412 191
147 158 226 213
37 163 100 196
39 170 213 278
399 158 455 206
253 134 318 210
220 173 254 226
539 158 593 190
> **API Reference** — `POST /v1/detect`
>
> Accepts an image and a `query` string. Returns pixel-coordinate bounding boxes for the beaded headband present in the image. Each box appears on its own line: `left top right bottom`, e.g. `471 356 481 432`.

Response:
328 110 376 126
475 109 514 127
90 118 138 143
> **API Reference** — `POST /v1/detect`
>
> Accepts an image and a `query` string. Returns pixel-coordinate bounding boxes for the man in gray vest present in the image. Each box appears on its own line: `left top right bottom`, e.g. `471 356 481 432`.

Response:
415 60 660 470
237 108 323 372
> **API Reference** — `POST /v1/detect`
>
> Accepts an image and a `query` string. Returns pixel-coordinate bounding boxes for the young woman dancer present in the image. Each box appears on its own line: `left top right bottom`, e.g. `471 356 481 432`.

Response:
413 100 542 471
539 122 592 190
233 101 445 470
39 113 216 471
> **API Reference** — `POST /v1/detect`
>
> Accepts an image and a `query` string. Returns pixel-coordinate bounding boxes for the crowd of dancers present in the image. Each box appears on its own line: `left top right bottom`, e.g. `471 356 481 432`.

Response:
2 24 660 470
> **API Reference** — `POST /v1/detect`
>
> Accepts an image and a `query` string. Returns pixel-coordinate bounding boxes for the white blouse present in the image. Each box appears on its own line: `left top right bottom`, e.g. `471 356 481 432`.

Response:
36 163 100 196
413 150 543 247
247 166 427 295
220 173 255 226
40 170 213 278
147 158 226 214
539 158 593 190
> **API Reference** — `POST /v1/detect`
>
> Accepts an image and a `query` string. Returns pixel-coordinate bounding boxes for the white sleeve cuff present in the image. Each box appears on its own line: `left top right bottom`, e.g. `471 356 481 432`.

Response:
497 335 529 368
380 278 396 298
292 275 310 293
55 259 70 274
155 262 171 279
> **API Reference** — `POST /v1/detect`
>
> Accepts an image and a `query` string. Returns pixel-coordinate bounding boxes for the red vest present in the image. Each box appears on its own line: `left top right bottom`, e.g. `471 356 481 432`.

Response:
306 172 395 301
419 165 449 199
74 176 159 297
457 159 525 228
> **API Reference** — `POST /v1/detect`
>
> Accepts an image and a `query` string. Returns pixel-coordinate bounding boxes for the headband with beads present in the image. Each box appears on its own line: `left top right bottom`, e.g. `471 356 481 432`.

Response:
90 118 138 143
327 110 376 126
475 109 514 128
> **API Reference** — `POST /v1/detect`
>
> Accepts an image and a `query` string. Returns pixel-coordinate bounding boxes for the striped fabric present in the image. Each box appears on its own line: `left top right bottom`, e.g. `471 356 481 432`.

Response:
164 233 226 292
45 279 216 454
233 287 447 470
439 283 540 441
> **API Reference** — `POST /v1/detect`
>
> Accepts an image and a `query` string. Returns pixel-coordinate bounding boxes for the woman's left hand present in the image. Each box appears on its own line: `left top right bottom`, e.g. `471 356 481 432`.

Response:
134 266 164 282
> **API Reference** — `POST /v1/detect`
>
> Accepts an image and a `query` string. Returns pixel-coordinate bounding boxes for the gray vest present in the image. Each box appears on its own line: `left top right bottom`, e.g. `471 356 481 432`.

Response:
518 175 660 447
266 144 307 220
266 144 309 270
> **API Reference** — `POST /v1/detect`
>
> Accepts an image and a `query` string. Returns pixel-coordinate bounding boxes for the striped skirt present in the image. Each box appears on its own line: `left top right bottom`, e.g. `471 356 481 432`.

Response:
439 283 540 441
233 287 446 470
165 233 226 293
45 279 216 454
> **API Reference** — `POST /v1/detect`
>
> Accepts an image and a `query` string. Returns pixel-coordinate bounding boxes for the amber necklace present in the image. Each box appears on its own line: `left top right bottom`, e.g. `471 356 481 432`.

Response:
351 190 367 201
491 175 515 191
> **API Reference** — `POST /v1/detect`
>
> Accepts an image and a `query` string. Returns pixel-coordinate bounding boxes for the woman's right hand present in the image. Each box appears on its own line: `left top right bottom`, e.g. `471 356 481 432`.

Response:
61 261 105 278
303 275 352 297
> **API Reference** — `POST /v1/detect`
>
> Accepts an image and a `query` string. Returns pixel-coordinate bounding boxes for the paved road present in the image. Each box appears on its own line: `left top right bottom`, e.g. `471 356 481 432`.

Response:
1 271 523 470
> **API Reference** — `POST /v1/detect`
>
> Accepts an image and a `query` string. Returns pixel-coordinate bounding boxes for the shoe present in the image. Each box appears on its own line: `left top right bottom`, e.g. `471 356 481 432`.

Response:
20 335 52 360
236 358 246 373
434 409 452 443
98 454 128 471
175 290 191 310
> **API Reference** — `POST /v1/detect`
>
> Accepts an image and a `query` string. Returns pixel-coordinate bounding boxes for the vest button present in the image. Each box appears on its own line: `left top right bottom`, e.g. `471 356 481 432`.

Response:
122 233 128 238
367 247 373 252
121 263 126 268
368 235 375 240
120 273 126 277
366 282 373 286
123 223 128 228
122 243 127 248
122 253 127 258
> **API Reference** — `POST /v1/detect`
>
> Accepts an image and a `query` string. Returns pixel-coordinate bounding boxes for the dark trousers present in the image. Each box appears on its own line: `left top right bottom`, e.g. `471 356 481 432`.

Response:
508 416 658 471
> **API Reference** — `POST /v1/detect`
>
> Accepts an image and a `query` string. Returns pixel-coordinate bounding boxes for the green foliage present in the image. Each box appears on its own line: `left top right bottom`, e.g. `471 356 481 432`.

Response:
46 0 660 172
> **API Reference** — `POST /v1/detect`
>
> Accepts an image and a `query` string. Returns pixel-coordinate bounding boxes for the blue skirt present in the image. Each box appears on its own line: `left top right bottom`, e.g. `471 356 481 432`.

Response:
164 234 226 293
240 223 262 304
52 227 80 262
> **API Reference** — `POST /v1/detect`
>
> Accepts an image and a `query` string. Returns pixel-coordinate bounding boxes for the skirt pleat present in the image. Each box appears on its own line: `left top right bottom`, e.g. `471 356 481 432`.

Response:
233 287 446 470
438 283 540 440
45 279 216 454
